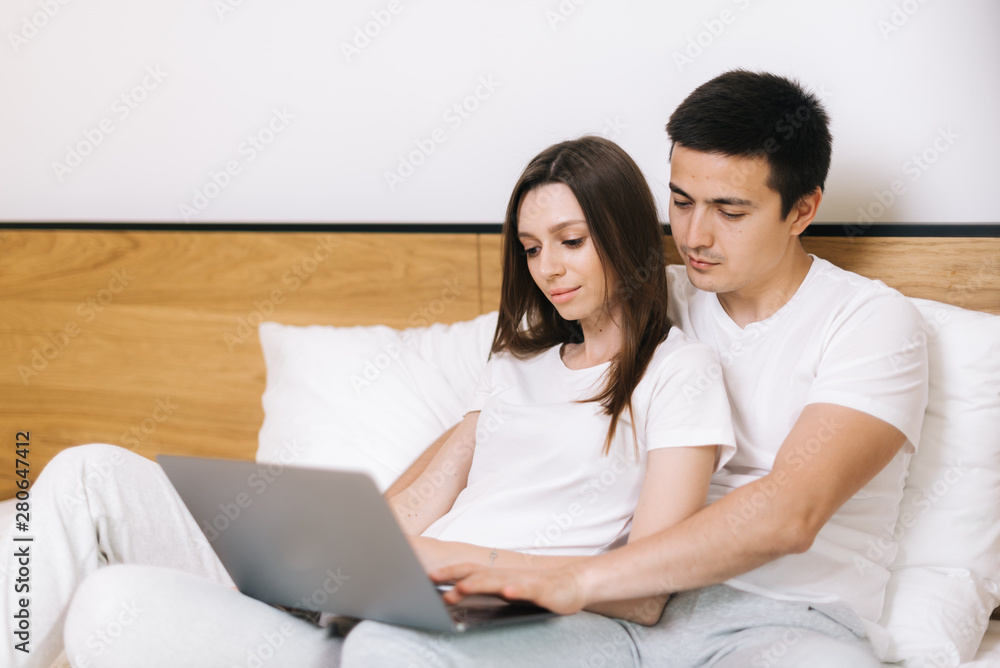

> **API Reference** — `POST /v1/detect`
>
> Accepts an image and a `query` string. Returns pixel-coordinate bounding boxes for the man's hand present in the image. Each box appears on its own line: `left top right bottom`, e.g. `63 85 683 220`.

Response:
430 563 589 616
409 535 456 572
408 536 481 573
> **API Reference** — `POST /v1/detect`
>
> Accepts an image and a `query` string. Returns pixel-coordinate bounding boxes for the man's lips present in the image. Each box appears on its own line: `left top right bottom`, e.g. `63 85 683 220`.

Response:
688 256 719 269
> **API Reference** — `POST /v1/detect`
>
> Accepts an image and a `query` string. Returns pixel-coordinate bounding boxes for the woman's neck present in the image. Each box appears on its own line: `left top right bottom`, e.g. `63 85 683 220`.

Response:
561 307 623 369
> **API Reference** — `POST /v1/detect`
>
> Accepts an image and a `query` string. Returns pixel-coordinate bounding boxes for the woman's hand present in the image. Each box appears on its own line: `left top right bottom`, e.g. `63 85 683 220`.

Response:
430 562 589 616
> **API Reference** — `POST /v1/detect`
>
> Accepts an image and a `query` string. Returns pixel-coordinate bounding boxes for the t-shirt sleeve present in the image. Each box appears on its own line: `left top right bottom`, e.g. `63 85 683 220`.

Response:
641 339 737 471
806 291 929 453
465 354 498 415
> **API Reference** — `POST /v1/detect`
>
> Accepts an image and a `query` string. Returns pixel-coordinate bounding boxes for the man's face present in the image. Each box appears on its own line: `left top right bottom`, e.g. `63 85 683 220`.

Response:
667 145 807 297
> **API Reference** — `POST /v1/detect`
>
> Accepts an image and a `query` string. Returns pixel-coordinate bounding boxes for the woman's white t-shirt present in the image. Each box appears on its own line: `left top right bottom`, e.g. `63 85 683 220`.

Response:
421 326 736 555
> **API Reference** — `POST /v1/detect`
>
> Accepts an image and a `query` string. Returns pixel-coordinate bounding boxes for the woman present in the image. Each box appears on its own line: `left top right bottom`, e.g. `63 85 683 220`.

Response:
386 136 736 622
23 136 736 667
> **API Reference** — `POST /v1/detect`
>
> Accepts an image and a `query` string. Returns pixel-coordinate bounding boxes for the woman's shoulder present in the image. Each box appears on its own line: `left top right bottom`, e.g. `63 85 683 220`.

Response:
486 345 560 369
626 327 725 420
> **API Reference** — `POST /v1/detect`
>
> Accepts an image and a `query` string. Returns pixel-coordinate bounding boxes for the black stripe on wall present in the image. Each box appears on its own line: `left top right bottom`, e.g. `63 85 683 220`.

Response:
0 222 999 237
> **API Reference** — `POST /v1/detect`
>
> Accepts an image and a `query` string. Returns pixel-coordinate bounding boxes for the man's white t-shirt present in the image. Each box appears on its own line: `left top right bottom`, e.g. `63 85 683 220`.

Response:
666 255 929 657
422 327 737 556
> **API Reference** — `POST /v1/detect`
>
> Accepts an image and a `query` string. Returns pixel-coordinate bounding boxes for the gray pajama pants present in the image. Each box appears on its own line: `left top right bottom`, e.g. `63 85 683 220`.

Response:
1 444 882 668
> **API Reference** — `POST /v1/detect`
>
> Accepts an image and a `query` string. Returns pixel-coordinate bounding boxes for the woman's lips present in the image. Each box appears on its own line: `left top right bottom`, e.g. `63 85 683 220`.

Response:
551 287 580 304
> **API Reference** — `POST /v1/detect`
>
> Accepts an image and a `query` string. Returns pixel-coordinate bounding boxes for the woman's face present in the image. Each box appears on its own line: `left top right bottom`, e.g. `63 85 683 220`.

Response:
516 183 612 327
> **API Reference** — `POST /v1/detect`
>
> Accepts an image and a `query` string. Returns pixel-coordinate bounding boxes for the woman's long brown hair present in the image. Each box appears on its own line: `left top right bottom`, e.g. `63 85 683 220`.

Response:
489 136 671 455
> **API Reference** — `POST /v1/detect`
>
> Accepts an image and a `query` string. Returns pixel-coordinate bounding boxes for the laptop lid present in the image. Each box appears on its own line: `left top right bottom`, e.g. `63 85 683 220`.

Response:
158 454 459 632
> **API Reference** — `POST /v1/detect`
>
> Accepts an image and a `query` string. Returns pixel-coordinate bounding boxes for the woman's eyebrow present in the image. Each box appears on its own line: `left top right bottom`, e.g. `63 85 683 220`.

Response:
517 220 586 239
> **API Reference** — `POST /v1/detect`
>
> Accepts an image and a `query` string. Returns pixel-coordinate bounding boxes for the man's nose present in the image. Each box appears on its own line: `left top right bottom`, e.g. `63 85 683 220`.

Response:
684 208 713 251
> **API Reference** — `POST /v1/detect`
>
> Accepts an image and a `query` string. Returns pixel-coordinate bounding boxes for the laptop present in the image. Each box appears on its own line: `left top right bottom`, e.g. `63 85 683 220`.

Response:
157 454 558 632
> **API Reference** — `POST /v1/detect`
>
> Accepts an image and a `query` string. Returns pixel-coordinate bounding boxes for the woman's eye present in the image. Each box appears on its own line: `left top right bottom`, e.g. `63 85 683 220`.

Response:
520 247 539 257
564 238 584 248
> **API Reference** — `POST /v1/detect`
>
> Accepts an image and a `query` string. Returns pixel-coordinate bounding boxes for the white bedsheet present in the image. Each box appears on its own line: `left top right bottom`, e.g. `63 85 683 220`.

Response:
0 497 996 666
962 621 1000 667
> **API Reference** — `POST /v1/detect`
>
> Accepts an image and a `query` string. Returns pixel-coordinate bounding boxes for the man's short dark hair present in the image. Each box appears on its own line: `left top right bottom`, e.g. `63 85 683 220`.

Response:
666 69 833 219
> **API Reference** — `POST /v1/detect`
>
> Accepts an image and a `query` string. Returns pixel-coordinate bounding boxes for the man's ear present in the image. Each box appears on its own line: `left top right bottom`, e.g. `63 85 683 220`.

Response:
788 187 823 237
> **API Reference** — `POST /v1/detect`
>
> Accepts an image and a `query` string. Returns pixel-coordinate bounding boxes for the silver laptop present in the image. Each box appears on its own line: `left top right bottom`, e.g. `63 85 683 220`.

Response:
157 454 557 632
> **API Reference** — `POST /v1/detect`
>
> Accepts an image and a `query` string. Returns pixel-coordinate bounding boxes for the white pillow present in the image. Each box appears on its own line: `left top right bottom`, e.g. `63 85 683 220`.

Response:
402 312 500 408
256 312 498 492
879 298 1000 666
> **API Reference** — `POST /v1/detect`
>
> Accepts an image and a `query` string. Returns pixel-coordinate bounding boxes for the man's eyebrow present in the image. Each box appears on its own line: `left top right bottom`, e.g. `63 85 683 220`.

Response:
709 196 755 207
668 182 691 200
668 182 755 207
516 220 586 239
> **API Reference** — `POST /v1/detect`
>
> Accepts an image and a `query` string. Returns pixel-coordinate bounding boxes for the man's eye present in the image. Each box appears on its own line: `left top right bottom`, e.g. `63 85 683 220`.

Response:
672 199 692 209
720 211 745 221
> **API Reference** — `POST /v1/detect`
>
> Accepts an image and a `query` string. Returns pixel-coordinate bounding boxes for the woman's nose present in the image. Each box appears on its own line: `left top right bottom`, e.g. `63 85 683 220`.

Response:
537 247 564 278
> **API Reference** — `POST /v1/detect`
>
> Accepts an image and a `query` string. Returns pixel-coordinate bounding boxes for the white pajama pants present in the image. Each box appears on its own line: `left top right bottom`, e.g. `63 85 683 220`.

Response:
0 444 636 668
0 443 239 668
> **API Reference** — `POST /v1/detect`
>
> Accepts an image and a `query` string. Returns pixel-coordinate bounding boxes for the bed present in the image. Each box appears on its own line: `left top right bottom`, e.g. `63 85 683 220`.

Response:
1 226 998 667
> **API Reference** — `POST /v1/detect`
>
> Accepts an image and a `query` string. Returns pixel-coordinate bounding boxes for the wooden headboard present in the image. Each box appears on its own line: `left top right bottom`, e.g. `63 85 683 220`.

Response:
1 227 998 499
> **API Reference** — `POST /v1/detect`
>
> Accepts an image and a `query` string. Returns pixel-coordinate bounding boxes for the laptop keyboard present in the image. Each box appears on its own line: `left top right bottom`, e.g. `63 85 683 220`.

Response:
446 598 554 630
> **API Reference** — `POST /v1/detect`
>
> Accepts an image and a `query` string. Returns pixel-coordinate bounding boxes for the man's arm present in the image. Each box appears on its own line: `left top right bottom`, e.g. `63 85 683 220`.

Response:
436 403 907 612
383 422 458 499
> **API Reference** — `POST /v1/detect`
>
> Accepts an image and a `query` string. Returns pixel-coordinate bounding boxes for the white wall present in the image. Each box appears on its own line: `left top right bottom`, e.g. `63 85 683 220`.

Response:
3 0 997 224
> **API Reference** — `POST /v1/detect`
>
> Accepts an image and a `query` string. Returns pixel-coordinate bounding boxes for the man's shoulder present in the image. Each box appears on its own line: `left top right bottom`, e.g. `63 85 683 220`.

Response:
665 264 706 325
807 255 890 296
666 263 693 295
804 255 919 322
665 258 921 330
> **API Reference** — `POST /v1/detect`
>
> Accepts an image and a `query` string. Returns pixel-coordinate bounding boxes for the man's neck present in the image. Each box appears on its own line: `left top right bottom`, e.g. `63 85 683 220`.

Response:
717 249 814 329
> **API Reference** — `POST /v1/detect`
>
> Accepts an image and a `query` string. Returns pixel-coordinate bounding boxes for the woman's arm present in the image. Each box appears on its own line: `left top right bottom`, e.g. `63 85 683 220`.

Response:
580 444 716 624
387 411 479 536
384 422 457 499
418 444 717 625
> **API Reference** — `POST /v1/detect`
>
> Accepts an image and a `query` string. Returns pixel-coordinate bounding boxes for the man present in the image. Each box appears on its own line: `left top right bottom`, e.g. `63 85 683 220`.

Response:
354 70 929 666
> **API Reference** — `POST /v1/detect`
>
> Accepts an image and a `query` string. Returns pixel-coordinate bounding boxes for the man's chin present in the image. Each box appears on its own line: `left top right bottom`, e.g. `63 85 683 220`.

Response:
685 266 725 293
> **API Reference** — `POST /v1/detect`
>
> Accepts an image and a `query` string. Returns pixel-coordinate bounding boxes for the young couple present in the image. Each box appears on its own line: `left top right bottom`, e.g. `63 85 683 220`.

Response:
4 70 927 668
